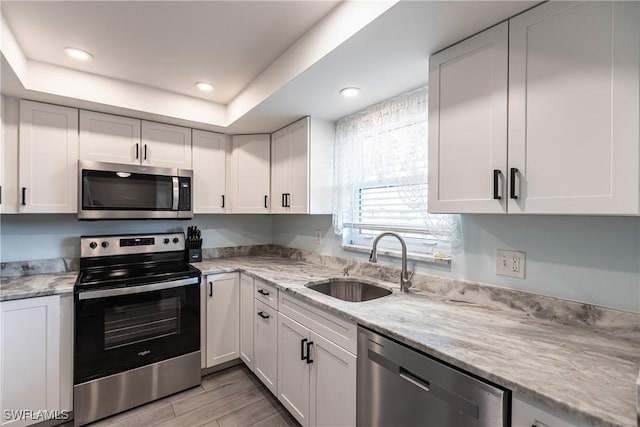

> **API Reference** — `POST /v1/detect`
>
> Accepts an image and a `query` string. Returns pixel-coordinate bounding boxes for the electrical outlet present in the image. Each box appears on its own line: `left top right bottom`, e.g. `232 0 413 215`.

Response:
315 230 322 244
496 249 526 279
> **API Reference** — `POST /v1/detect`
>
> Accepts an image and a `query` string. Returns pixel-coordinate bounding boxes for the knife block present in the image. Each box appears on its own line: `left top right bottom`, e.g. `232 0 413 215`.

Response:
186 249 202 263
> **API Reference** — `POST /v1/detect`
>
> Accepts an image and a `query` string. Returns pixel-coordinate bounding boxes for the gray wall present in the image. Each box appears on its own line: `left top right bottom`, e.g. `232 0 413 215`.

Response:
0 214 272 261
272 214 640 313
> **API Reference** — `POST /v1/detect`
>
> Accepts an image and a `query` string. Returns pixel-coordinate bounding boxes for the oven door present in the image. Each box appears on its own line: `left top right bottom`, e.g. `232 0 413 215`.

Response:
74 277 200 384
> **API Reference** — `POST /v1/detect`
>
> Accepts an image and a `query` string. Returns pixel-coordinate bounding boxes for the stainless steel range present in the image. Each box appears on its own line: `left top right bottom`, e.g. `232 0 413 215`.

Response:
73 232 201 426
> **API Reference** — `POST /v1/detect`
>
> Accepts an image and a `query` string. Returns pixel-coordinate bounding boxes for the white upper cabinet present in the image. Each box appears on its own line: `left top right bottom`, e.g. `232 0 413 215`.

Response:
19 100 78 213
508 1 640 214
429 1 640 215
271 118 309 214
428 22 508 214
270 117 334 215
229 134 271 213
79 110 141 165
1 96 19 214
141 121 192 169
192 130 227 214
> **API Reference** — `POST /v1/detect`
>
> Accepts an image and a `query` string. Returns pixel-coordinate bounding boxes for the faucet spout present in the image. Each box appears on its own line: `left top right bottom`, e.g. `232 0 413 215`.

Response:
369 231 412 292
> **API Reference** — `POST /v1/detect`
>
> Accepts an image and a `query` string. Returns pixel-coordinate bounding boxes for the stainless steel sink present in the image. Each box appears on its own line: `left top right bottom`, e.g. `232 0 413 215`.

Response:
306 278 392 302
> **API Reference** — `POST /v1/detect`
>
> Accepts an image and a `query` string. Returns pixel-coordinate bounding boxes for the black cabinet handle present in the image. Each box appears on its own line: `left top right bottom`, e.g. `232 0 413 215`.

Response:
221 195 225 208
135 143 139 159
144 144 148 160
284 193 291 207
281 193 286 207
257 289 270 296
306 341 314 364
493 170 502 200
209 282 213 297
0 185 2 204
510 168 519 200
257 311 270 320
21 187 26 206
301 338 308 361
264 195 268 208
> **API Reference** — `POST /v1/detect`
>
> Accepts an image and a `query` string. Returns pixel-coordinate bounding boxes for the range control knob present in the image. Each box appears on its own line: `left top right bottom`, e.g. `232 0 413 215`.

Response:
89 241 98 249
101 241 109 248
164 238 170 244
173 237 179 244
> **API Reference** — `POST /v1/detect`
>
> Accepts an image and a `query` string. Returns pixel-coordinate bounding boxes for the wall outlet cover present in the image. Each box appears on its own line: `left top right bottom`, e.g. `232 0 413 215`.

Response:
496 249 526 279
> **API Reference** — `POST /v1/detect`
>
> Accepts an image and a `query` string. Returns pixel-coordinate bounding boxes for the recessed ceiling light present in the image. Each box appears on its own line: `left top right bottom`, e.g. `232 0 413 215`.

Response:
340 87 361 98
195 82 214 92
64 47 93 61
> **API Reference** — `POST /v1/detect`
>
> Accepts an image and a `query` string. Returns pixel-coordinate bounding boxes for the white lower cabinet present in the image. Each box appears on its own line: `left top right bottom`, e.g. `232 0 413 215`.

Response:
512 395 587 427
239 274 255 369
0 295 72 427
277 310 357 427
254 300 278 394
205 273 239 368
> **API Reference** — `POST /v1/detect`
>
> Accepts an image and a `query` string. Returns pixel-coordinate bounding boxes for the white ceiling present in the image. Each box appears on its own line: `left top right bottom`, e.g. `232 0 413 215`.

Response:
0 0 339 104
0 1 539 134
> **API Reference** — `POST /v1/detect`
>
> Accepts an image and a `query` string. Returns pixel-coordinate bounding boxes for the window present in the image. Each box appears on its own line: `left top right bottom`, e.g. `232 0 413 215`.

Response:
332 87 457 260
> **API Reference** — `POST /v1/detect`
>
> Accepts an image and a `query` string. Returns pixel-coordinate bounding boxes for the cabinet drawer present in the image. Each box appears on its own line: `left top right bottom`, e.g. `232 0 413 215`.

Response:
279 293 357 355
255 279 278 310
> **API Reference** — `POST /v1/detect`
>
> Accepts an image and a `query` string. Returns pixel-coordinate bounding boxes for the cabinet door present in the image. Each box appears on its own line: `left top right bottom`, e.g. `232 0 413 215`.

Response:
19 100 78 213
287 118 309 213
277 312 310 426
512 396 587 427
229 134 270 213
79 110 141 165
205 273 239 368
428 22 508 214
508 2 640 214
141 121 192 169
270 127 290 214
309 331 356 427
192 130 227 213
239 274 255 370
254 300 278 394
1 296 61 427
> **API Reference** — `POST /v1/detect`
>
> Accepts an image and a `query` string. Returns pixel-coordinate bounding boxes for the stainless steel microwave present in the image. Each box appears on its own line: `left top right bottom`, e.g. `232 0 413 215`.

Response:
78 160 193 220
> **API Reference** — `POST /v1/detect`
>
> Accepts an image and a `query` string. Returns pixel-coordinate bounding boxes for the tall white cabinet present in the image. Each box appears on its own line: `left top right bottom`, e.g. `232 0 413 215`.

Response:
428 22 508 214
428 1 640 215
228 134 271 213
239 274 255 369
18 100 78 213
192 130 227 214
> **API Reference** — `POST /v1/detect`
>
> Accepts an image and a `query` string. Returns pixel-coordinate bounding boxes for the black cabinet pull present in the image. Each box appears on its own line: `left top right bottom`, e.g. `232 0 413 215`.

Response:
135 143 139 159
493 170 502 200
301 338 308 361
209 282 213 297
221 195 225 208
21 187 26 206
264 195 268 208
257 289 270 296
0 185 2 204
257 311 270 320
281 193 286 207
306 341 314 364
144 144 148 160
285 193 291 207
510 168 519 200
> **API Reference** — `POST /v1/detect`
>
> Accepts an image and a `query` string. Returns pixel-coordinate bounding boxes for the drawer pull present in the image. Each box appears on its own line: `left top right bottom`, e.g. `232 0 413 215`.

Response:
257 311 270 320
257 289 270 296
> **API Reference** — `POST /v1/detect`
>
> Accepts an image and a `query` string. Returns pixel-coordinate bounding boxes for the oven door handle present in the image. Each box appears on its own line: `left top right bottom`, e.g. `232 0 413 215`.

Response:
77 277 200 300
172 177 179 211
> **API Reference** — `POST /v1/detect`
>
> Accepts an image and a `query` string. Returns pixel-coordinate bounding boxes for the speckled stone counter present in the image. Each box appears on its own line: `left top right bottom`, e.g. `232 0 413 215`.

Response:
1 253 638 426
0 272 76 301
195 256 640 427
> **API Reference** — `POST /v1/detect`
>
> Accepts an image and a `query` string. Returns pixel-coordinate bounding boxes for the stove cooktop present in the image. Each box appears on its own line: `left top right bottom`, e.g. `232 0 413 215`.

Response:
76 261 201 291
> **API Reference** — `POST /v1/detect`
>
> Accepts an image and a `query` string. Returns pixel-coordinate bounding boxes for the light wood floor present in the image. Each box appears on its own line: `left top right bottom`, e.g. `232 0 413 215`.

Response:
83 365 300 427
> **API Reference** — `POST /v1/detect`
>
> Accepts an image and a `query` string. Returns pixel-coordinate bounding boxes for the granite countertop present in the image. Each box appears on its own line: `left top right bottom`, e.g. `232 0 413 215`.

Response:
1 256 638 426
0 272 77 301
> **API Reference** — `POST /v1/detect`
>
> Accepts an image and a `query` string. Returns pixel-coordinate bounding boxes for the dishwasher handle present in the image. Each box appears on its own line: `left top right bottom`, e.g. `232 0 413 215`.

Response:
399 368 430 392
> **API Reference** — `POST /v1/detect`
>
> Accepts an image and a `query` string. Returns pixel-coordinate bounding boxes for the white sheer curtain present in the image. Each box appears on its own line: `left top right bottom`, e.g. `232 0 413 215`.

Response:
332 86 460 256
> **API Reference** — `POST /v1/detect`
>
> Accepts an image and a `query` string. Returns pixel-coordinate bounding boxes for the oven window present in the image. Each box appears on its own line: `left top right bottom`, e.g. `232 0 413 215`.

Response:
82 170 174 210
104 297 181 350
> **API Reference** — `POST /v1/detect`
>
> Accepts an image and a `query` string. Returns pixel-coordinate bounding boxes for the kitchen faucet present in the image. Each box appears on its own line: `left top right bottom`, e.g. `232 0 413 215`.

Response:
369 231 413 292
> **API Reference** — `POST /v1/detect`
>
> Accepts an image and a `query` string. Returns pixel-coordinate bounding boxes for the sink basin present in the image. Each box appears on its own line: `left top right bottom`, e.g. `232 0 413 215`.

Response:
306 278 392 302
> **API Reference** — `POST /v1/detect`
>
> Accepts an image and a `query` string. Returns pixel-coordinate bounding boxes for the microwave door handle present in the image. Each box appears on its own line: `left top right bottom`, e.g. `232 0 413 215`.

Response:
172 177 179 210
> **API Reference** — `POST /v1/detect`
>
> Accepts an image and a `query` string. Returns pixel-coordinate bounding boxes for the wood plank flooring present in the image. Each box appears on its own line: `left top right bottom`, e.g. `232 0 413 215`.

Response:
83 365 300 427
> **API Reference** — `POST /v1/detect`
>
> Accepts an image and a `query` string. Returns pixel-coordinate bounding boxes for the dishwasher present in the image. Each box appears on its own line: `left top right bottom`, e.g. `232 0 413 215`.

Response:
357 326 510 427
